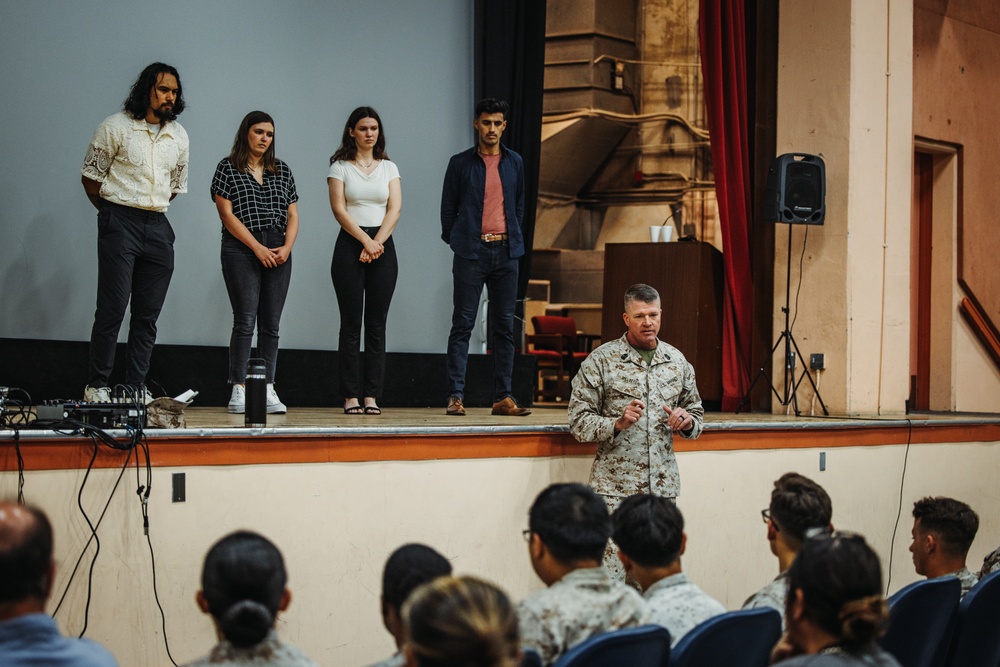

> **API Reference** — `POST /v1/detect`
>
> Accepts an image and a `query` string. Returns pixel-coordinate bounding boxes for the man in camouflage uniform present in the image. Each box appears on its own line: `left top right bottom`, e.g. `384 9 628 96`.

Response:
518 483 649 666
910 496 980 598
567 283 703 578
612 493 725 646
742 473 832 627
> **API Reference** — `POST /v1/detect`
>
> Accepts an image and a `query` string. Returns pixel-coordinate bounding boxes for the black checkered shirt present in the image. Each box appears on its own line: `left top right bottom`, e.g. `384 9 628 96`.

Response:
210 158 298 232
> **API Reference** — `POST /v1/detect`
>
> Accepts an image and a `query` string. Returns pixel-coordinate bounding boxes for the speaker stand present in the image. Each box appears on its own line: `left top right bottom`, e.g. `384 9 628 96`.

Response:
738 228 829 416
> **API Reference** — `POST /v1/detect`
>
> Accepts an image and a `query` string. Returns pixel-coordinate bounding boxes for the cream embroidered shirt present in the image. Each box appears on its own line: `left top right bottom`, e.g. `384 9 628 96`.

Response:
82 111 189 212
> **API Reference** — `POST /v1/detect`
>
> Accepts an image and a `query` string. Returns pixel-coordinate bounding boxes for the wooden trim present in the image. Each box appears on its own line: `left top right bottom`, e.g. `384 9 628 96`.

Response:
915 152 934 409
5 421 999 472
959 297 1000 369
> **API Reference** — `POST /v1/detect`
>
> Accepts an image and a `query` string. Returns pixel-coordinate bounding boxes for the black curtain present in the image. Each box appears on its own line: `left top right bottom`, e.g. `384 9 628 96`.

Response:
475 0 547 307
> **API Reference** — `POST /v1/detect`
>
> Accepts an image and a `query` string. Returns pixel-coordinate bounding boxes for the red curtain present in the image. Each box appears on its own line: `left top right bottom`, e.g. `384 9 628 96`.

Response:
699 0 753 411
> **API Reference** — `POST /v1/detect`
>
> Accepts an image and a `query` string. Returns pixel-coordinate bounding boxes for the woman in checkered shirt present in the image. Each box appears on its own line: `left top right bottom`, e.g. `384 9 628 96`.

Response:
211 111 299 415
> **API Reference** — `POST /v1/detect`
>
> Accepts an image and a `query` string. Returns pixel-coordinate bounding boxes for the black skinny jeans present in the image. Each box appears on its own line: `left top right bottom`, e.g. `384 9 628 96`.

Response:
331 227 397 400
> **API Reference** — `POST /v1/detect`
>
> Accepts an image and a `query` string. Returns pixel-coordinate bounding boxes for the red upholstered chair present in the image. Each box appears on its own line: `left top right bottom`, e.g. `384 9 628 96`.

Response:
526 316 601 402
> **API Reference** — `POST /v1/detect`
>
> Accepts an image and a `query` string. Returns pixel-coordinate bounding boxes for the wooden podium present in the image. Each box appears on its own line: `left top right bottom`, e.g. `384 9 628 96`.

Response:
601 242 724 403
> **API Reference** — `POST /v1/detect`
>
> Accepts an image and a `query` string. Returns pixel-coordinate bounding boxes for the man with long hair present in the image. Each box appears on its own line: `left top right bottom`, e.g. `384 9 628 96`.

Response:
81 62 189 403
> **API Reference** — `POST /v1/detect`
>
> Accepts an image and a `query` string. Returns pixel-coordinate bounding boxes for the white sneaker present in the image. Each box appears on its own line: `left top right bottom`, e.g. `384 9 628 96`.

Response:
266 383 287 414
84 385 111 403
228 384 246 414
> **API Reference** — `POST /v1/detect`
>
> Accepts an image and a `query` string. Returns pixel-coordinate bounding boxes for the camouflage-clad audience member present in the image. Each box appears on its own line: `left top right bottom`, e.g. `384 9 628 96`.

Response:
612 494 725 646
910 496 980 598
568 283 703 578
518 483 649 666
979 545 1000 579
365 544 452 667
743 473 833 628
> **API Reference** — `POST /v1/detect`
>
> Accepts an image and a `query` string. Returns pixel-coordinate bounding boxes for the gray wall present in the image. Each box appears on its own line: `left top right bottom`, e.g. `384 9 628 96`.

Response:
0 0 476 353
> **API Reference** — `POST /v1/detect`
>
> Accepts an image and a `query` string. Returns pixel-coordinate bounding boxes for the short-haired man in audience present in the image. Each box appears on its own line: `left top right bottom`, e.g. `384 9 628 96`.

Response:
519 483 649 666
612 493 725 646
367 543 452 667
743 472 832 624
0 501 117 666
910 496 980 597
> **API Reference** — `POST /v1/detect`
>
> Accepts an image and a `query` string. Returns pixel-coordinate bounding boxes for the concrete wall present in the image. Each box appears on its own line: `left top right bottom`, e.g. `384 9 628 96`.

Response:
4 437 998 665
775 0 914 415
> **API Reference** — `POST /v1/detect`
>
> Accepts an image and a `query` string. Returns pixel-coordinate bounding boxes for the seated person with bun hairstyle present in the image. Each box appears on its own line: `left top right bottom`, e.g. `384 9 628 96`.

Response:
183 531 316 667
402 575 520 667
771 531 900 666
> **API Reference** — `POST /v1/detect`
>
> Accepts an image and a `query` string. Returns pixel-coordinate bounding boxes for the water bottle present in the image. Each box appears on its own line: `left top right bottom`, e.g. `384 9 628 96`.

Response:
245 358 267 428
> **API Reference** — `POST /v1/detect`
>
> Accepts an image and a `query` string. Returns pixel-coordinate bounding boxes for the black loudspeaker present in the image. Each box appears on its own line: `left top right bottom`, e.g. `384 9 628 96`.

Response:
763 153 826 225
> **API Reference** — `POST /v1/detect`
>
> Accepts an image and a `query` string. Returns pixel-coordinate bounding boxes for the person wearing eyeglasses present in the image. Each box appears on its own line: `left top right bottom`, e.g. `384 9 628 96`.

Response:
770 532 900 666
518 483 649 666
744 473 833 627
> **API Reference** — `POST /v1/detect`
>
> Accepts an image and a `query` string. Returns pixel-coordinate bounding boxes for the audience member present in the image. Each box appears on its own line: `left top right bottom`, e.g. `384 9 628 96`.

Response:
770 531 899 666
909 496 979 597
611 493 724 646
518 483 649 666
183 530 315 666
403 575 519 667
744 473 833 624
367 544 453 667
979 545 1000 579
0 501 117 666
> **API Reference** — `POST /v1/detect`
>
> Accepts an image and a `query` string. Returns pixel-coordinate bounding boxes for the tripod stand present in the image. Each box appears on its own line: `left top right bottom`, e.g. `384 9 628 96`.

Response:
739 227 828 415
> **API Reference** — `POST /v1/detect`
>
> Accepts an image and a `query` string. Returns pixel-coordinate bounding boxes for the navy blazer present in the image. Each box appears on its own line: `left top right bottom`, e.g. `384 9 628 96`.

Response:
440 144 525 260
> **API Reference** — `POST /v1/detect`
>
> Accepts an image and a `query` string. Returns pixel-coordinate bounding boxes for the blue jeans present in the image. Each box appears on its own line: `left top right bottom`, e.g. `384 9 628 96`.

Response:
88 201 174 387
221 229 292 384
446 241 518 400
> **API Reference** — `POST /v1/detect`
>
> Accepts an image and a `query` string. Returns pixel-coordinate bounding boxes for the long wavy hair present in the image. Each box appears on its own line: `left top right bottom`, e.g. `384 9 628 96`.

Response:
228 111 277 174
122 62 185 121
330 106 389 165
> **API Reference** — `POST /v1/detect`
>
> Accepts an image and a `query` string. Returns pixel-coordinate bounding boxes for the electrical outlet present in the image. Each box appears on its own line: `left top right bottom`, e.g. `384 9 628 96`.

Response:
819 451 826 471
172 472 186 503
810 353 825 371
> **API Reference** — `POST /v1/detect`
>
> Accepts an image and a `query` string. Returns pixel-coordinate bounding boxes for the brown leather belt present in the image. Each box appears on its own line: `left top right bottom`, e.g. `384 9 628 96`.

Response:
481 233 508 242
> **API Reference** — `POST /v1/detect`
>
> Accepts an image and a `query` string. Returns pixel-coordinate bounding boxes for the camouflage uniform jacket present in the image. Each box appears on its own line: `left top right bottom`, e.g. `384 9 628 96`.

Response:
568 335 704 498
980 546 1000 579
742 570 789 629
949 566 979 599
518 566 650 666
644 572 726 646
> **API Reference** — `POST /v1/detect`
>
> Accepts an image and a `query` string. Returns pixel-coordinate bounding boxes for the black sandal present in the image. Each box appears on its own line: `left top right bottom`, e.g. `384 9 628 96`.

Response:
344 405 364 415
363 405 382 415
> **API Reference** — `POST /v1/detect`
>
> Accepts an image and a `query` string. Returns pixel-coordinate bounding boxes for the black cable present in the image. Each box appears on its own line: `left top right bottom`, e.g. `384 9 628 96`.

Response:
11 429 25 504
51 446 132 620
789 226 809 333
137 433 178 666
75 436 101 638
885 418 913 595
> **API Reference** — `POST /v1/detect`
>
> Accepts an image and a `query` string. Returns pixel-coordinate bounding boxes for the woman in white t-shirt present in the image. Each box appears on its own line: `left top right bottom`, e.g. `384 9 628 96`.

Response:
328 107 401 415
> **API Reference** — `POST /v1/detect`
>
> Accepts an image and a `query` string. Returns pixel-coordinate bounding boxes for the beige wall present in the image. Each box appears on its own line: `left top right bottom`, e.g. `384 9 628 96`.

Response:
4 438 999 666
775 0 914 415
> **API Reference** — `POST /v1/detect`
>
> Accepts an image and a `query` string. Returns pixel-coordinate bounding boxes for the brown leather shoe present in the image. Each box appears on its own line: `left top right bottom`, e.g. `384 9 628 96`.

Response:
446 395 466 416
491 396 531 416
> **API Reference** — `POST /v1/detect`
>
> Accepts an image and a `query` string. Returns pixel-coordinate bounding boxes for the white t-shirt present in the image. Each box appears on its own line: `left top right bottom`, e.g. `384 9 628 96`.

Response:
327 159 400 228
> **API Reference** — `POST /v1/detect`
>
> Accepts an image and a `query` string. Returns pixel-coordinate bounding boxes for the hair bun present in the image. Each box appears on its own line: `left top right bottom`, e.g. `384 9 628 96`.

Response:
838 595 888 644
219 599 273 648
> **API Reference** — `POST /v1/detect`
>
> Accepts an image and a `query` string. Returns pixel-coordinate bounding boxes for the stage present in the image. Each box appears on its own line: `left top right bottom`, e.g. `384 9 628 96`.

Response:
4 405 999 471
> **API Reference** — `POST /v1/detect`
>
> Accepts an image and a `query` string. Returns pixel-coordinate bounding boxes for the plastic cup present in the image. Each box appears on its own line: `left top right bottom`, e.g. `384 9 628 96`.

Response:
649 226 662 242
660 226 674 242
